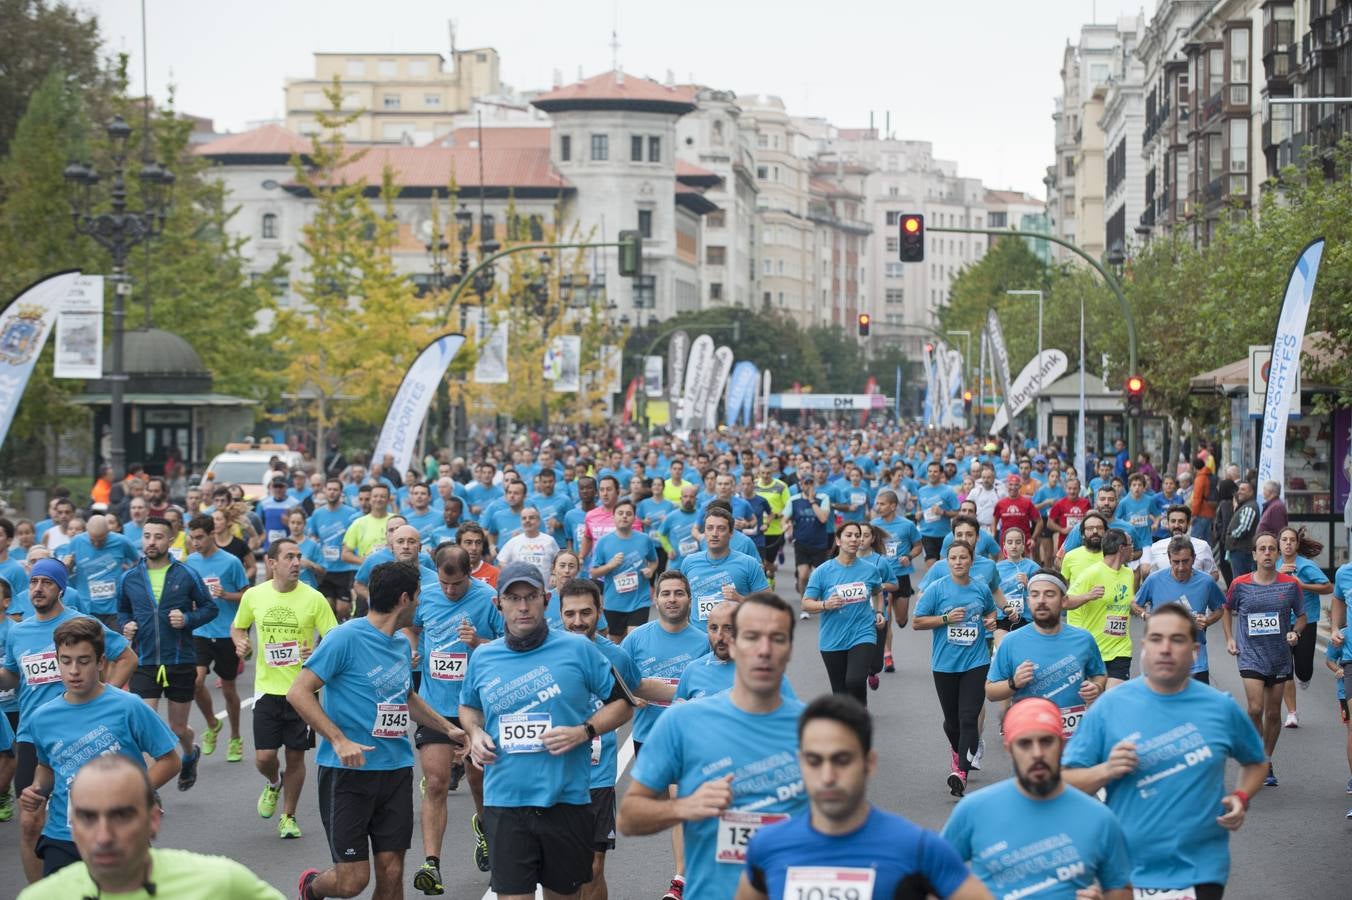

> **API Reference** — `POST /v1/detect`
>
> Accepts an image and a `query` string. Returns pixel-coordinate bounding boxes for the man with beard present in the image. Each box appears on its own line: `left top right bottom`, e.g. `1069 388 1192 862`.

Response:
739 695 985 900
558 579 642 900
1056 486 1136 564
1066 529 1138 688
1060 512 1106 588
943 698 1131 899
658 484 704 569
1145 505 1220 581
676 601 797 701
986 570 1106 739
1063 604 1268 899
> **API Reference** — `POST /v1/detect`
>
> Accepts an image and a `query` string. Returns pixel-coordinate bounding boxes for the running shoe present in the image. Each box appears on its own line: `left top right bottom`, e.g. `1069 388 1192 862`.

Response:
297 868 320 900
867 674 880 691
471 812 490 872
1345 777 1352 795
278 814 302 839
883 652 895 673
226 737 244 763
969 739 985 772
1284 712 1299 728
1265 764 1278 788
1346 807 1352 819
177 745 201 791
662 876 686 900
201 719 223 756
947 770 966 797
258 781 281 818
0 786 12 822
1299 678 1310 691
950 750 960 774
413 859 445 895
799 611 810 620
449 761 465 792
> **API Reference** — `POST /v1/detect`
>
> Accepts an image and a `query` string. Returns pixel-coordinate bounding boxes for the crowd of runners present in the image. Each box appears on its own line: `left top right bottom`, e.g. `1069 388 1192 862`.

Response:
0 420 1347 899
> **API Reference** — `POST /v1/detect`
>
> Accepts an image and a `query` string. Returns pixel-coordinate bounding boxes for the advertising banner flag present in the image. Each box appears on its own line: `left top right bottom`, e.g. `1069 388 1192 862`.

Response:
921 341 936 426
53 275 104 379
0 271 83 453
1258 238 1325 499
989 349 1069 434
470 309 508 384
667 330 689 404
644 355 664 397
726 361 759 427
705 346 735 428
985 309 1014 432
372 332 466 475
548 335 581 392
758 368 772 429
680 334 715 432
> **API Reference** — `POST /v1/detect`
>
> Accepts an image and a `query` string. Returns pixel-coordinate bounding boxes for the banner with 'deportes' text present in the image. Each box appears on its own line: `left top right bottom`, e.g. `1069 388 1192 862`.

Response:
372 333 466 474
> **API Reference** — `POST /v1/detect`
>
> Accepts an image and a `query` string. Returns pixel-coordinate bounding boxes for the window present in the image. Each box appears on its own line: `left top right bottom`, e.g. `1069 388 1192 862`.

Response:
1229 118 1248 172
886 236 899 254
409 60 429 77
302 91 322 108
710 282 723 301
756 166 768 180
706 245 726 265
885 288 905 304
757 133 768 149
424 94 441 107
631 135 644 162
762 291 772 308
1209 134 1223 180
560 135 571 161
706 210 725 229
648 136 661 163
341 93 360 109
261 213 278 239
1230 30 1249 83
1064 157 1075 176
988 211 1008 228
885 262 904 278
889 186 899 197
885 211 901 226
1090 64 1110 85
378 59 397 77
762 259 771 275
383 94 401 109
777 259 784 274
713 121 724 145
638 209 653 239
1208 48 1224 96
382 123 410 141
476 52 488 62
345 59 365 77
772 165 779 181
591 134 609 160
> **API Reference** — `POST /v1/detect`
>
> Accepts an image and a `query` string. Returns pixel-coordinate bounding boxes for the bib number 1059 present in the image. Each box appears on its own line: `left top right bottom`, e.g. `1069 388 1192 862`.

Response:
784 867 877 900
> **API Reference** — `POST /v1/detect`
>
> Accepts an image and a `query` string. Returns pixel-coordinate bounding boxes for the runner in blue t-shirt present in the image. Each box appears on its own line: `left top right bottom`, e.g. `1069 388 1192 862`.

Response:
620 571 708 749
1134 536 1226 683
802 522 884 707
184 515 251 762
678 507 769 624
57 519 139 621
944 697 1132 900
590 500 658 637
1063 603 1267 896
916 462 959 560
308 479 360 619
743 694 982 900
1276 525 1333 726
1324 626 1352 806
658 486 703 568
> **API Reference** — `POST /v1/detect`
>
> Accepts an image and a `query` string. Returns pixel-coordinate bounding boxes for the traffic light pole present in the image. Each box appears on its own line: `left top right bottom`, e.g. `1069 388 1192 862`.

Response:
928 226 1141 460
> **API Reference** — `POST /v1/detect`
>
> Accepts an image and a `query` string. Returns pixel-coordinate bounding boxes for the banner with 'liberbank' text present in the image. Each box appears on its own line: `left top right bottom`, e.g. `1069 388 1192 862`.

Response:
1258 238 1325 499
372 332 466 475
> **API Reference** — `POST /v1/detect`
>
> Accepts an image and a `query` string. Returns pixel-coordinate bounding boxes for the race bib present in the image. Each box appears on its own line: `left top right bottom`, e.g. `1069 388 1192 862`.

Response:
1060 704 1087 737
947 624 978 646
784 867 877 900
203 576 221 594
1130 514 1148 526
679 538 699 557
696 595 721 620
21 651 60 686
1247 612 1280 637
323 545 340 562
923 507 941 523
429 651 467 681
1067 514 1084 531
715 811 790 864
1133 890 1197 900
267 529 287 544
575 524 587 547
649 677 680 709
590 736 602 765
1104 615 1128 637
1005 596 1025 617
499 712 551 754
851 491 867 508
372 702 409 738
264 641 301 668
614 570 639 593
835 582 869 605
884 540 900 558
89 580 116 601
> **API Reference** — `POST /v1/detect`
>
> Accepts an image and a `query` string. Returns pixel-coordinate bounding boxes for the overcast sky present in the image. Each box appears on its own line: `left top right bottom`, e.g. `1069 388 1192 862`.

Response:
82 0 1149 197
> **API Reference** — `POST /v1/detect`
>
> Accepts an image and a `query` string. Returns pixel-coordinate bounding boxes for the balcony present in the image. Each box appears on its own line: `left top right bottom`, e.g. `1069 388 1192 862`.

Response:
1139 205 1156 228
1203 90 1223 122
1205 176 1224 205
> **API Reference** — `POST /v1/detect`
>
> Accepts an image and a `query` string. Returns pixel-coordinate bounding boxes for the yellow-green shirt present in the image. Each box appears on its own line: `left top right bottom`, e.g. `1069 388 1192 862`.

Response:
343 514 389 558
1067 559 1136 662
232 580 337 696
147 565 168 602
1060 547 1103 588
18 847 283 899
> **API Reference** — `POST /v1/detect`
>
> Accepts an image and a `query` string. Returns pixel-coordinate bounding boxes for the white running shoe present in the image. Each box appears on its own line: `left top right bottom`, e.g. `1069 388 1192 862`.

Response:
1284 712 1299 729
968 739 985 771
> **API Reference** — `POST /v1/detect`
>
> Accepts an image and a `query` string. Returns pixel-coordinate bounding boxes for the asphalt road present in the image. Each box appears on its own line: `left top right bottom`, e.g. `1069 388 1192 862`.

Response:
2 560 1348 899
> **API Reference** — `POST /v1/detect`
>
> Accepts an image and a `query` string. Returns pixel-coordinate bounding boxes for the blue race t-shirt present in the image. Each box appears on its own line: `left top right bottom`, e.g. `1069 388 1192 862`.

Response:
461 629 616 807
913 577 996 673
1135 569 1226 672
592 531 658 614
870 516 922 577
620 620 709 741
750 806 970 900
61 532 140 615
354 548 434 587
297 536 326 589
590 635 642 789
940 529 1001 561
996 557 1040 621
679 551 769 623
804 557 882 652
1062 677 1265 889
942 779 1131 899
185 550 249 639
1 609 129 738
987 625 1105 726
29 685 178 841
1115 493 1160 550
404 509 443 549
674 655 797 702
659 507 704 563
916 484 959 538
413 575 503 715
631 692 806 900
1283 555 1330 623
304 617 416 771
308 504 359 573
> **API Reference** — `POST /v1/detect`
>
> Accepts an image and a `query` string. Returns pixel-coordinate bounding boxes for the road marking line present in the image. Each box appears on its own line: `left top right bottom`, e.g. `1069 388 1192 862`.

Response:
215 694 260 719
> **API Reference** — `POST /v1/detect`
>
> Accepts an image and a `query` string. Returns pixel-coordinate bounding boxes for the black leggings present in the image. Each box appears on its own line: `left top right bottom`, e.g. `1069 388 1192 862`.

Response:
932 666 989 773
1293 622 1317 684
821 643 874 706
869 624 887 675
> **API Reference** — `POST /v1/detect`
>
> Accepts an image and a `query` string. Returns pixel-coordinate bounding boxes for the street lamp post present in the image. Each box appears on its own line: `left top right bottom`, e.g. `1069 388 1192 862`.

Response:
63 115 174 481
1006 289 1044 445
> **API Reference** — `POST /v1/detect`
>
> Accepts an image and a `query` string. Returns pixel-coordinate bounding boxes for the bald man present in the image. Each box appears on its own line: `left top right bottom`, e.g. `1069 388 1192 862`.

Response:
59 514 139 627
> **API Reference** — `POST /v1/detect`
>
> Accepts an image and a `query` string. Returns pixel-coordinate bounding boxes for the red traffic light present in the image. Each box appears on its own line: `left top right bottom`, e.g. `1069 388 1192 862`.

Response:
1126 375 1145 394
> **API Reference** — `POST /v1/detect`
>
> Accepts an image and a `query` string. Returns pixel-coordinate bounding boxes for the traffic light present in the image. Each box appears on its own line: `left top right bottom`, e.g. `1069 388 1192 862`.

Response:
924 342 934 354
898 214 925 262
618 230 642 278
1125 374 1145 418
963 390 973 414
857 313 871 337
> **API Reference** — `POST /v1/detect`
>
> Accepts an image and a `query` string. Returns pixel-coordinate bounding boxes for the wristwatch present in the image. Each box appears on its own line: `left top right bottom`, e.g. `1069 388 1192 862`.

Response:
1008 675 1018 691
583 721 598 741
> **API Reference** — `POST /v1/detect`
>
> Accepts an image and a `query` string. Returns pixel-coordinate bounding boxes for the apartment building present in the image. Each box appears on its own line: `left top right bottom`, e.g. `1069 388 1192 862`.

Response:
1099 12 1148 259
